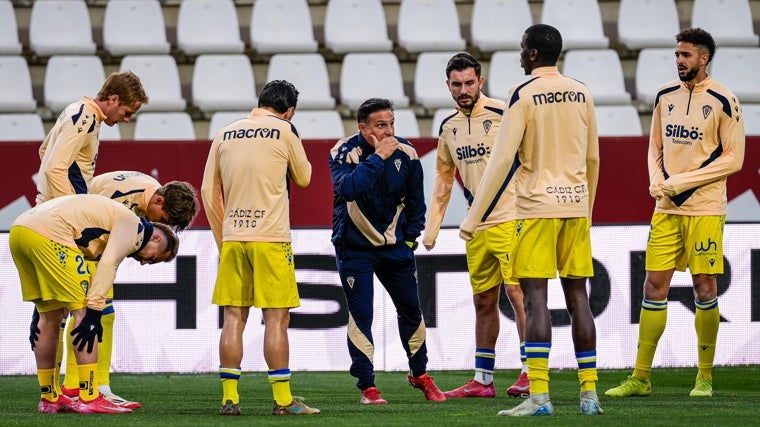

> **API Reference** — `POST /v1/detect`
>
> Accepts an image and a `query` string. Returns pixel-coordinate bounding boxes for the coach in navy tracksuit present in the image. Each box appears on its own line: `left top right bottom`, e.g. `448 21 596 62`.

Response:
328 98 445 404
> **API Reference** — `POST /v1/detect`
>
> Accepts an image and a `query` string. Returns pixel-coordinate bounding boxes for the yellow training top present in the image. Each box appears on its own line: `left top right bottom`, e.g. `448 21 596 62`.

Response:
90 170 160 216
649 76 745 215
201 108 312 249
424 94 516 248
462 66 600 235
36 97 106 204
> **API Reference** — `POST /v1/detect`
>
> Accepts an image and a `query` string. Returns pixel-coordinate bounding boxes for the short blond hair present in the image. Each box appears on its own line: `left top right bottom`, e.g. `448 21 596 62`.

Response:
97 71 149 107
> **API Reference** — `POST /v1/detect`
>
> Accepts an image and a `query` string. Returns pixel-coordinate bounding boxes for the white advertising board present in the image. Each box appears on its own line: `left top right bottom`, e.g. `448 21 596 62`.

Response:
1 225 758 374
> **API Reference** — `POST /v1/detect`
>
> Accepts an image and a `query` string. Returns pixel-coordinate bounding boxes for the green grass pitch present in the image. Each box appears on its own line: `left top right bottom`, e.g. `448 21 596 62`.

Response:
1 367 759 426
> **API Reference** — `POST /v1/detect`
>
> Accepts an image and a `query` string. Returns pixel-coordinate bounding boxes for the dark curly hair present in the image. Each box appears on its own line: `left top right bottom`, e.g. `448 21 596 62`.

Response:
676 28 716 64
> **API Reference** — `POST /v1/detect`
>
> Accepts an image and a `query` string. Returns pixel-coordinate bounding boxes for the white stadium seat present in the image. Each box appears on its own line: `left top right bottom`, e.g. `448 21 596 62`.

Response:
414 52 459 110
250 0 318 54
393 109 421 138
0 114 46 141
0 0 22 54
324 0 392 53
710 47 760 103
133 112 196 140
397 0 466 53
29 0 96 56
487 50 531 101
192 54 257 114
119 55 186 112
431 108 457 137
103 0 170 56
0 56 37 113
44 55 105 114
471 0 533 52
540 0 609 50
208 111 250 139
291 110 346 140
99 123 121 141
691 0 759 47
562 49 631 105
635 48 677 107
617 0 680 50
741 104 760 135
177 0 244 55
266 54 335 110
340 53 409 111
595 105 643 137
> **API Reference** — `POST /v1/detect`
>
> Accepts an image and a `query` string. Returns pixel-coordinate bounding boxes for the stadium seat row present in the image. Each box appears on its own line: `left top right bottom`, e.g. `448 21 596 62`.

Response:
3 45 759 118
2 0 758 58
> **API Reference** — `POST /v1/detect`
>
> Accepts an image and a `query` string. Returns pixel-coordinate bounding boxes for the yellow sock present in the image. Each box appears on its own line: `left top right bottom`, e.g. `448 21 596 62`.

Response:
695 298 719 383
62 316 78 392
97 309 115 387
38 368 59 401
54 318 66 392
268 369 293 406
633 299 667 381
78 363 98 402
576 351 597 392
220 367 241 405
525 342 550 395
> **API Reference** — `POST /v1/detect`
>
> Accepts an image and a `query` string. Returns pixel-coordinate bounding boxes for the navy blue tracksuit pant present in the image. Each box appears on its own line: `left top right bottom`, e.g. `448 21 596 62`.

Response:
335 243 428 390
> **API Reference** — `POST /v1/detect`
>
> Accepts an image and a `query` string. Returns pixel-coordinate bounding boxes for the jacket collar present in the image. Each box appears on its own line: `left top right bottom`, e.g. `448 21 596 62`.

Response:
681 75 713 93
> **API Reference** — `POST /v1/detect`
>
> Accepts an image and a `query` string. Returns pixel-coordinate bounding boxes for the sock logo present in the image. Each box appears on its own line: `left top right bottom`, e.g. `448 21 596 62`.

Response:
701 345 708 351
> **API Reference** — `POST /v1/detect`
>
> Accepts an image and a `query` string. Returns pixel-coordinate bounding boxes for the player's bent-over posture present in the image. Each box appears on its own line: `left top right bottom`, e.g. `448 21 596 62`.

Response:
31 70 149 408
10 194 178 414
202 80 319 416
58 170 199 408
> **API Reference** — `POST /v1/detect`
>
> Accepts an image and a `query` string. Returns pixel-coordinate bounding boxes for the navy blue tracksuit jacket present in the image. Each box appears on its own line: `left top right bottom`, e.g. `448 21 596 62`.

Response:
328 133 428 389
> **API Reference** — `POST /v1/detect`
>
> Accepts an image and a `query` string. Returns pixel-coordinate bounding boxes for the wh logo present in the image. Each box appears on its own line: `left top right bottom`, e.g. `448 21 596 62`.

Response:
695 238 718 252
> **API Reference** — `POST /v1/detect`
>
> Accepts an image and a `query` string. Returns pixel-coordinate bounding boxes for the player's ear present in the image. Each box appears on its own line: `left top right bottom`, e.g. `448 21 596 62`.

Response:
154 195 165 206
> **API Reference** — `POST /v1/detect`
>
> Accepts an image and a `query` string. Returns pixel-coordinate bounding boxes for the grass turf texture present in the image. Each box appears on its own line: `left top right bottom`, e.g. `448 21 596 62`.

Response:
1 367 758 426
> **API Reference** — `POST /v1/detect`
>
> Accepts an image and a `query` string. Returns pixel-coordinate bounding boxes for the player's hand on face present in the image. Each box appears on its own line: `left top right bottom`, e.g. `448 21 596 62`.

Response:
374 135 399 160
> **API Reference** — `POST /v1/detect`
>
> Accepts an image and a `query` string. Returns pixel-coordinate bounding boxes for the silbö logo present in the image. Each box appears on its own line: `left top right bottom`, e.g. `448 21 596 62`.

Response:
665 124 703 145
456 143 491 161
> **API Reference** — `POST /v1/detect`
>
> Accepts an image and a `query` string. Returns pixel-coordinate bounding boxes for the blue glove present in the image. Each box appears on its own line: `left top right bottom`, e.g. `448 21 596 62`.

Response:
29 307 40 351
70 308 103 353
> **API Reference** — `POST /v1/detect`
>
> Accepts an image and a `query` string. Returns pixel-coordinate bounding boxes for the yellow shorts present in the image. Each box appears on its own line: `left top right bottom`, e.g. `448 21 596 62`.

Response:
466 221 519 294
212 241 300 308
645 212 725 274
84 260 109 298
9 226 90 313
511 217 594 279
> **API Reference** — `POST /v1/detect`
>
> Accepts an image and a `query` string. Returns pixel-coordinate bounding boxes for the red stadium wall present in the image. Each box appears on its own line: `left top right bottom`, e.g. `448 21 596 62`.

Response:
1 137 757 228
